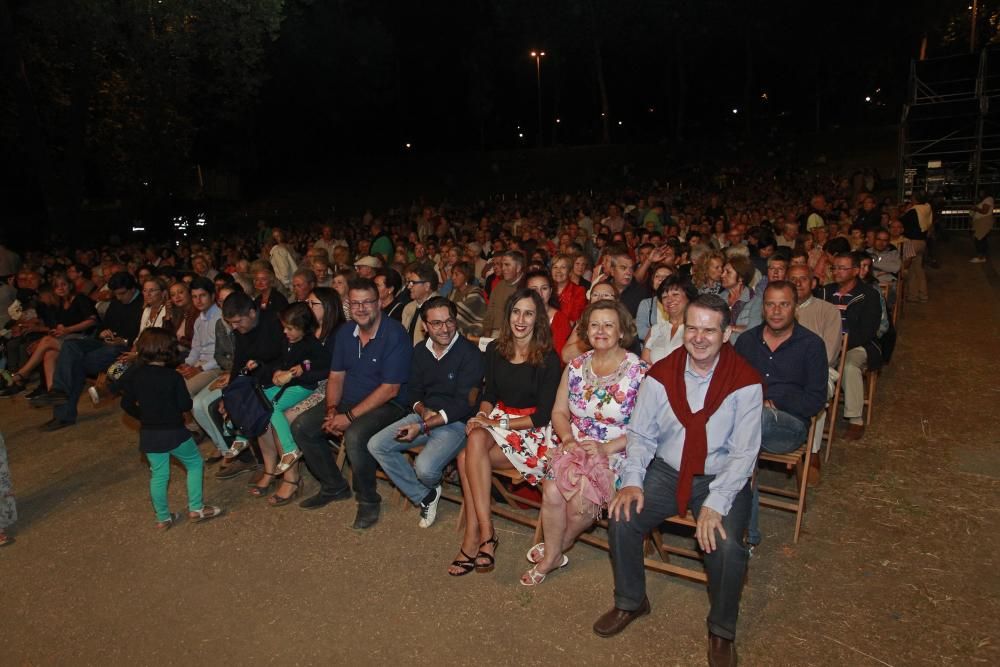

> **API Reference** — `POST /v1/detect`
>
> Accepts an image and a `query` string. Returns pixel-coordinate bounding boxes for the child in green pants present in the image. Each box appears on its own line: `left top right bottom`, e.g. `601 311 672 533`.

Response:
120 328 224 529
240 303 331 504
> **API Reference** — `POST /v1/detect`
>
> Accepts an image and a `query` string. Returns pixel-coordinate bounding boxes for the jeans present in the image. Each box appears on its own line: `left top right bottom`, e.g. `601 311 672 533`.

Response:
749 407 808 544
192 385 227 454
367 414 467 505
53 339 126 423
292 401 407 504
609 458 751 641
145 438 203 521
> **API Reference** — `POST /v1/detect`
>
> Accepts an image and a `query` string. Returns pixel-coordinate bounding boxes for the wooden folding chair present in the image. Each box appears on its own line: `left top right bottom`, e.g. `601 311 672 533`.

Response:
823 333 850 463
757 413 820 543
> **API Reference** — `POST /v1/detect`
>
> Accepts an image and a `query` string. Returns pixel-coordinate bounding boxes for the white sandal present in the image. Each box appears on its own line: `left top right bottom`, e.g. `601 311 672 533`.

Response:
273 450 302 476
189 505 224 523
526 542 570 569
224 438 249 459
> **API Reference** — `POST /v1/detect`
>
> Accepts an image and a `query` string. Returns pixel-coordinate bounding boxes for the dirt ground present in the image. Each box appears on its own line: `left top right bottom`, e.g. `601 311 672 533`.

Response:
2 239 998 666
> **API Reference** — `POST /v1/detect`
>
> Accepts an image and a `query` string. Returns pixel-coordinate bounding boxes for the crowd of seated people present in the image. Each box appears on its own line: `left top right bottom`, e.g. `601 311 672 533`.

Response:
0 167 924 665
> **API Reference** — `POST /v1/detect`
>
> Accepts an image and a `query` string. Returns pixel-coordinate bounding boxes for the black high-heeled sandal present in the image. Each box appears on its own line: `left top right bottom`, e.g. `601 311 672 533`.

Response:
475 531 500 573
248 471 276 498
448 549 477 577
267 478 302 507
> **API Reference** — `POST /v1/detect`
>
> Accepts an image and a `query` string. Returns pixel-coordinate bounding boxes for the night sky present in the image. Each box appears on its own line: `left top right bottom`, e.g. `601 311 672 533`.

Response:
0 0 983 227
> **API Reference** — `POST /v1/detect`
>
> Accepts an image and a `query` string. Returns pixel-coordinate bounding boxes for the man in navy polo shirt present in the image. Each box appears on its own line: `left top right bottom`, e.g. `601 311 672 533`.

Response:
368 297 484 529
292 277 411 529
733 280 827 547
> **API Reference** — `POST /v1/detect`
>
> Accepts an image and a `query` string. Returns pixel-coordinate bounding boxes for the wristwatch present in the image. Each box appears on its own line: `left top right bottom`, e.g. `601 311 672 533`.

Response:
499 416 510 430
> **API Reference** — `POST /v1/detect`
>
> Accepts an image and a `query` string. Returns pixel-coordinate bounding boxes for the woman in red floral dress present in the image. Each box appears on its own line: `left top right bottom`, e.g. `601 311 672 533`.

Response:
447 289 561 576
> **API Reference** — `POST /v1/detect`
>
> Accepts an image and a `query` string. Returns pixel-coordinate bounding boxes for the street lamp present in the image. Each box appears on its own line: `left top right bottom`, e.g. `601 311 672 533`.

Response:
530 50 546 147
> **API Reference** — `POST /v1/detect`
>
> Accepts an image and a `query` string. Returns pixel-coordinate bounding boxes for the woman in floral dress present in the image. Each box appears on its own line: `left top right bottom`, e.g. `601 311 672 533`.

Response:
0 432 16 546
521 301 648 586
448 289 561 576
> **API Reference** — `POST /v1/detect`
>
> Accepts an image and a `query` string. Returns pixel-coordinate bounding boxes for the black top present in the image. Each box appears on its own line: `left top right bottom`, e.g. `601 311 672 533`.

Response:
410 335 485 422
231 311 286 383
44 295 97 330
482 342 561 428
619 280 653 319
102 292 143 346
260 335 331 389
254 290 289 314
119 364 194 453
384 297 405 321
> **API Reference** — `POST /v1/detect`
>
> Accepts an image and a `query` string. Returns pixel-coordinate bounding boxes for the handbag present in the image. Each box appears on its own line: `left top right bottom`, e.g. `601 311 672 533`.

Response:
221 372 287 438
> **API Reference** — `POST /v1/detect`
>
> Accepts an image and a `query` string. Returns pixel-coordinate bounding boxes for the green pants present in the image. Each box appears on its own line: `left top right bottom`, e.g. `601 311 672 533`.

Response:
145 438 203 521
264 385 314 455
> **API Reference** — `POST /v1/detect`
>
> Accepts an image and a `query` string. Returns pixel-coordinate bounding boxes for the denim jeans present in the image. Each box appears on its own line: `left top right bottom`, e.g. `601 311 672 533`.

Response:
608 458 751 641
53 339 126 423
367 414 467 505
192 385 227 454
749 407 809 545
292 401 407 504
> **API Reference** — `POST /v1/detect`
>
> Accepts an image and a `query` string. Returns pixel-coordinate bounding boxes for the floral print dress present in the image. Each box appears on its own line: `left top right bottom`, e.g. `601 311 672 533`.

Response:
564 350 648 489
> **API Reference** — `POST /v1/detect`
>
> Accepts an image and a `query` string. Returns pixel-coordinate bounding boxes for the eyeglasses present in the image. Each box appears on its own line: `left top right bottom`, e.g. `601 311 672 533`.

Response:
405 280 429 287
426 318 456 329
347 299 379 309
142 288 161 294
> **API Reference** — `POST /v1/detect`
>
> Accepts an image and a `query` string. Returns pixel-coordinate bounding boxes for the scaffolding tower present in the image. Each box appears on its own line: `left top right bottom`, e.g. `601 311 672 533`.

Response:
898 48 1000 230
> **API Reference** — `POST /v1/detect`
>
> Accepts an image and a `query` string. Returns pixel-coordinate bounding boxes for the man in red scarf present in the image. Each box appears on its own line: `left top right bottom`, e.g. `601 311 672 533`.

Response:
593 294 762 667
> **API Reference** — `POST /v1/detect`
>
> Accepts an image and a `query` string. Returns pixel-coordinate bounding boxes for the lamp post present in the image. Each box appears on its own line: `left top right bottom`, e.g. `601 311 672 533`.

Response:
530 50 545 147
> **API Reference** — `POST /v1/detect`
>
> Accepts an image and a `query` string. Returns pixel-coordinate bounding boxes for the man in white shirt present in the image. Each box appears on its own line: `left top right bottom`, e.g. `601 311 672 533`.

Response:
178 277 223 396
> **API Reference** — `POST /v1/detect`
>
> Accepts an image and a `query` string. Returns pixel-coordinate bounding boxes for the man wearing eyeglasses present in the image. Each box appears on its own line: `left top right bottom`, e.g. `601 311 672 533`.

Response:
817 252 882 441
367 297 483 528
400 264 439 345
291 277 411 529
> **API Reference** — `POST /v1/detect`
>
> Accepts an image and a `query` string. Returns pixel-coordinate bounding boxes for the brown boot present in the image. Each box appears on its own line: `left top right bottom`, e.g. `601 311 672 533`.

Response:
592 597 650 637
845 423 865 440
708 633 737 666
807 455 821 486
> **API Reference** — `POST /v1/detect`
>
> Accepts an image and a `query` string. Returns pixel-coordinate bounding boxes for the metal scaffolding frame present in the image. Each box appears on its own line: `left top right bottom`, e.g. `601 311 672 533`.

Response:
898 48 1000 230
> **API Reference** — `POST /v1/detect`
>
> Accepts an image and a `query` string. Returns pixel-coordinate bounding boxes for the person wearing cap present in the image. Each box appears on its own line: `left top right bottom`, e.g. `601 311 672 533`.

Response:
354 255 382 280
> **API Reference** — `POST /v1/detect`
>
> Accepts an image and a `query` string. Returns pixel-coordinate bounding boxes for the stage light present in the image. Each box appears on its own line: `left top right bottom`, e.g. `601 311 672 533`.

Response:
865 96 872 102
732 108 738 114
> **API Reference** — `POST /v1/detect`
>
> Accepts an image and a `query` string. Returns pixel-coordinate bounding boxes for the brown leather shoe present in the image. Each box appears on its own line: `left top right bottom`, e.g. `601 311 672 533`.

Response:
708 633 737 666
592 597 650 637
845 423 865 440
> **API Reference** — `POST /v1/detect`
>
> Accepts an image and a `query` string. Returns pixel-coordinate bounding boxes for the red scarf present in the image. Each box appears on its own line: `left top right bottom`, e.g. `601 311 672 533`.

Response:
646 344 761 517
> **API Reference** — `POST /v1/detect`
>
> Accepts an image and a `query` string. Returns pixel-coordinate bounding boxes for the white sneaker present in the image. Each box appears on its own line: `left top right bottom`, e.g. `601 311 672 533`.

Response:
418 485 442 528
87 386 100 405
970 257 987 263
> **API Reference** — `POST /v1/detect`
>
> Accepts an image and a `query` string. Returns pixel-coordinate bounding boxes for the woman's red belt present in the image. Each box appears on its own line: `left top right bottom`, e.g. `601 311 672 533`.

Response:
496 401 537 416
